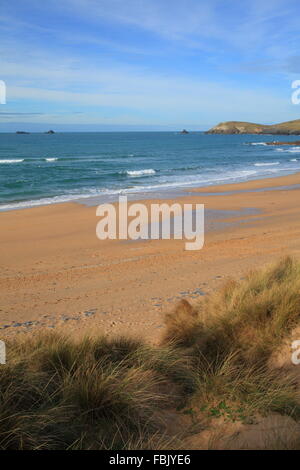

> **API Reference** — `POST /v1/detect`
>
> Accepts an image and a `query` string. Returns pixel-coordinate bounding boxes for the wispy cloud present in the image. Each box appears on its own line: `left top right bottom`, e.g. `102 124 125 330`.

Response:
1 0 300 129
57 0 300 55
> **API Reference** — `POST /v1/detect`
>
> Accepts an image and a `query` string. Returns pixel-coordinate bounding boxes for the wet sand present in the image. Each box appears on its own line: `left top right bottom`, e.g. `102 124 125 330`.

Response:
1 171 300 343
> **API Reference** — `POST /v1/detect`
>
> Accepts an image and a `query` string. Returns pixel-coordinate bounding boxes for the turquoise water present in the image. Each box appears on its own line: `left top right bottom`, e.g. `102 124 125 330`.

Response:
0 132 300 210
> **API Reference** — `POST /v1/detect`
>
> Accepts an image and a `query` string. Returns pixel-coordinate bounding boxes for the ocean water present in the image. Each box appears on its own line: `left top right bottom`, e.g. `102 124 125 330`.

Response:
1 131 300 210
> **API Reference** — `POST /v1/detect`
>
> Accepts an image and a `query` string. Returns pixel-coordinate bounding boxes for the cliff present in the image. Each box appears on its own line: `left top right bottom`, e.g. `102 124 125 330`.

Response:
206 119 300 135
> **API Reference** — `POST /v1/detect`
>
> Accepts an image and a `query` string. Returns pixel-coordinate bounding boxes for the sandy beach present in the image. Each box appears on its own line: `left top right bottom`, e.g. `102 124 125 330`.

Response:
1 171 300 343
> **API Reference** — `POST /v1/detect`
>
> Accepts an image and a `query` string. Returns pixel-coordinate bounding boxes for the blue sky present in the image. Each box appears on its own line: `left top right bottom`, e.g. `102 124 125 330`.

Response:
1 0 300 131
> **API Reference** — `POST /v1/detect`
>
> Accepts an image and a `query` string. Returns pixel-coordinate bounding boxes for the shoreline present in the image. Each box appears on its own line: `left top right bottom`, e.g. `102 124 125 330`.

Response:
1 170 300 343
1 169 300 213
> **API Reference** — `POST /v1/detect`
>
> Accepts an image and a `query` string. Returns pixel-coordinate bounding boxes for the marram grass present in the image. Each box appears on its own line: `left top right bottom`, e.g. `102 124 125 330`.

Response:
1 257 300 449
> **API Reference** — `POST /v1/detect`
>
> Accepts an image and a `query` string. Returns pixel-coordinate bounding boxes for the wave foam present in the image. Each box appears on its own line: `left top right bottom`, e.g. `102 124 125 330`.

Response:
45 158 58 162
249 142 267 146
276 147 300 153
0 159 24 164
254 162 280 167
126 169 156 177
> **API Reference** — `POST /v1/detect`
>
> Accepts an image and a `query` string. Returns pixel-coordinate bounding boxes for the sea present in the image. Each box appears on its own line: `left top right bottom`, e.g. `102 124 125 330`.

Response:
0 131 300 211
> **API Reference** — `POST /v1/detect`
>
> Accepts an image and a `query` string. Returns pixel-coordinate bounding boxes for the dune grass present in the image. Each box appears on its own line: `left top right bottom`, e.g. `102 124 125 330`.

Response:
1 257 300 449
0 334 196 449
164 256 300 361
163 256 300 424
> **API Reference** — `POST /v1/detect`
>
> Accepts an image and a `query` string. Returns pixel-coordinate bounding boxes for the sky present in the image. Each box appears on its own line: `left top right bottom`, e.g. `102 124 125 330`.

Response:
1 0 300 131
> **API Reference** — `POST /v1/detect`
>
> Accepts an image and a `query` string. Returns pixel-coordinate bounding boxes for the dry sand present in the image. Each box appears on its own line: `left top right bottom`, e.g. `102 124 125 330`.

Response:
1 172 300 342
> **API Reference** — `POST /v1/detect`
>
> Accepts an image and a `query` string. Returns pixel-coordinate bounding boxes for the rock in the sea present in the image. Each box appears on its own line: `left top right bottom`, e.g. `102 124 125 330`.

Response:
45 130 55 134
16 131 30 134
180 129 189 134
266 140 300 146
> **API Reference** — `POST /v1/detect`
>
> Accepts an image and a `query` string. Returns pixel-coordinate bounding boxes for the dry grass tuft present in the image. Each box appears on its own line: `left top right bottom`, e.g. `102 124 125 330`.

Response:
0 333 195 449
164 256 300 364
163 257 300 425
